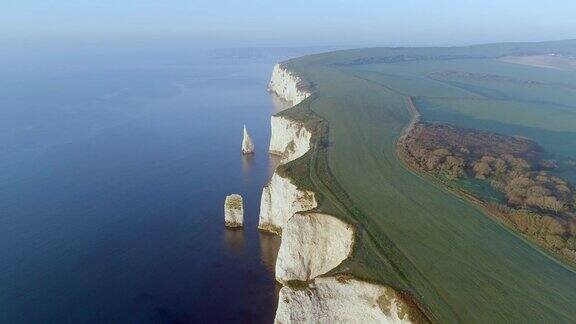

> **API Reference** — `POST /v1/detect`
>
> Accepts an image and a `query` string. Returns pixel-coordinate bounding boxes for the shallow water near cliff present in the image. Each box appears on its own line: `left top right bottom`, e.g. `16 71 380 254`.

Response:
0 45 303 323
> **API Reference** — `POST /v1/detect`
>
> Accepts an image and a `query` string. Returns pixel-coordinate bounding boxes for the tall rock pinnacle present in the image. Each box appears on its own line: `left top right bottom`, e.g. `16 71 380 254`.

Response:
242 125 255 154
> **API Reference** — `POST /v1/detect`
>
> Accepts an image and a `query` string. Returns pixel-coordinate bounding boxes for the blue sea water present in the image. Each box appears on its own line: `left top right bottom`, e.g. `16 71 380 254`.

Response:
0 45 299 323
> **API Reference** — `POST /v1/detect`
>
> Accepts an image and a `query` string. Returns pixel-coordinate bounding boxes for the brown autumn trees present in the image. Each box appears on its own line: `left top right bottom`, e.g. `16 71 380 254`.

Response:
398 121 576 264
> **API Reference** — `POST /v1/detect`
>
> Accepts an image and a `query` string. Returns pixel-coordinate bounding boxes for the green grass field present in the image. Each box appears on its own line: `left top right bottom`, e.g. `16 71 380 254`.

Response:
277 40 576 323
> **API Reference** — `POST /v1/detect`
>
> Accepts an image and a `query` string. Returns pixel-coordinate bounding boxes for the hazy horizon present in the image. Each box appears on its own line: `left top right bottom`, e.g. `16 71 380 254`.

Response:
3 1 576 49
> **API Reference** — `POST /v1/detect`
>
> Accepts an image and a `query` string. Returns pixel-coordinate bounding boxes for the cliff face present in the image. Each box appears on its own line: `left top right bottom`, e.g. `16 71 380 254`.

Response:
275 276 415 324
258 173 317 234
269 116 312 163
259 106 315 234
268 64 311 106
275 212 354 284
263 64 419 324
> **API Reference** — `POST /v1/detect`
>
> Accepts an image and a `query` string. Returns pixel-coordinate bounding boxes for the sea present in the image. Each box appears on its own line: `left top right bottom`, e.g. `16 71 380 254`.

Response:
0 42 330 323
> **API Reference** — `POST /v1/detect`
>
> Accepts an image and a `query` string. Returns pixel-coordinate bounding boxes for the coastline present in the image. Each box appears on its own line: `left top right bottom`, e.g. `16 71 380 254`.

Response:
262 63 425 323
255 42 576 323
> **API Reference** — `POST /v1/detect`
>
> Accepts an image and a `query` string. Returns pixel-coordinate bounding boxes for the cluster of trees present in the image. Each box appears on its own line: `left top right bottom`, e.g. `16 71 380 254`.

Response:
418 148 465 178
400 122 574 215
399 122 576 264
501 172 572 212
472 155 574 214
400 122 539 180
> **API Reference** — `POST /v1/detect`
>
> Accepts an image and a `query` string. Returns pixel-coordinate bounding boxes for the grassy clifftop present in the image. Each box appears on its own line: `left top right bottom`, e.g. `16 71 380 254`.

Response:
276 40 576 323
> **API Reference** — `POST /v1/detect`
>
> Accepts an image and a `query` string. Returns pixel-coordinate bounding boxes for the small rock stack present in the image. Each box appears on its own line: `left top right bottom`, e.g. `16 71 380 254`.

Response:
224 194 244 228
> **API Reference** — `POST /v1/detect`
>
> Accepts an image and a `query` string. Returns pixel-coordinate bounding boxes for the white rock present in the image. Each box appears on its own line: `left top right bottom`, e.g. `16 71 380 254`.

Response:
224 194 244 228
258 172 317 234
275 276 415 324
275 212 354 284
242 125 255 154
268 64 311 106
269 116 312 163
259 113 314 234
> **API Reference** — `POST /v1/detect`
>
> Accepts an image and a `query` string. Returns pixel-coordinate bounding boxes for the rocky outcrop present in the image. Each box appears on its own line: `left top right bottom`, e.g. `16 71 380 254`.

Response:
259 103 316 234
242 125 255 154
275 276 415 324
269 116 312 163
268 64 311 106
258 173 317 234
275 212 354 284
224 194 244 228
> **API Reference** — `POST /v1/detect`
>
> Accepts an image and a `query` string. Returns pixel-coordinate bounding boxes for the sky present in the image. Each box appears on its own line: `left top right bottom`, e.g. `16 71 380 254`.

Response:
2 0 576 48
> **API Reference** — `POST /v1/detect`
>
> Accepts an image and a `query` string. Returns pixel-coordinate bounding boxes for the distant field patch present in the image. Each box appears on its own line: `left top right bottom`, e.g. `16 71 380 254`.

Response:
416 97 576 133
501 55 576 71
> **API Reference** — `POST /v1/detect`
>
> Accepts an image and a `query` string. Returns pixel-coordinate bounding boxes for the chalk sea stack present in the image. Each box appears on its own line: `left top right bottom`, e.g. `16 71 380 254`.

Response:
224 194 244 228
242 125 255 154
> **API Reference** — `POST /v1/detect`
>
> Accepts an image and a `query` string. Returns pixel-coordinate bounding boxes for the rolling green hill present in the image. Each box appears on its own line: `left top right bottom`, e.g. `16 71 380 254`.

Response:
277 40 576 323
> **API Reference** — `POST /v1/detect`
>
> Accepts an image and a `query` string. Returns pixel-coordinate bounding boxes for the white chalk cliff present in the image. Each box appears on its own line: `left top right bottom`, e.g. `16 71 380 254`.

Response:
275 276 415 324
269 116 312 163
263 64 418 324
259 100 315 234
241 125 255 154
268 64 311 106
258 173 317 234
224 194 243 228
275 212 354 284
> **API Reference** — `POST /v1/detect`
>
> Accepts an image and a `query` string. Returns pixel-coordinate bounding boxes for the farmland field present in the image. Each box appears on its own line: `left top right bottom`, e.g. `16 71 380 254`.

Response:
277 40 576 323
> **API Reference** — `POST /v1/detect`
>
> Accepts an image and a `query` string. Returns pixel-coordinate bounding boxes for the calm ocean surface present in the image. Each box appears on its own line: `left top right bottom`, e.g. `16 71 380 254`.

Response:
0 45 305 323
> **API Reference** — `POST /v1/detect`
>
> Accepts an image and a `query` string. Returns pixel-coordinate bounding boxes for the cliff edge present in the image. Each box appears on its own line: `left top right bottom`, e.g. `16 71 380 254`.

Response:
268 64 311 106
262 64 420 323
276 276 414 324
